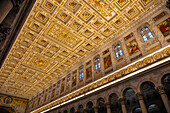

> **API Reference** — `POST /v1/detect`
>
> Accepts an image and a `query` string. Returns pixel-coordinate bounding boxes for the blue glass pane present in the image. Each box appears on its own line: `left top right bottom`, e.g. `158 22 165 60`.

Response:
57 87 59 92
95 65 97 70
97 58 99 61
118 44 120 48
145 27 149 30
143 35 148 42
114 46 117 50
41 95 44 101
98 63 100 68
82 73 84 78
148 32 153 38
48 93 51 97
116 52 119 58
119 50 123 56
140 30 143 34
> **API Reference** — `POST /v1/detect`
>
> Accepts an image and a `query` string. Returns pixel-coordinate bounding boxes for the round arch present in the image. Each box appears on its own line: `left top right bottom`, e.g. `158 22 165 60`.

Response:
97 97 107 113
109 93 122 113
158 71 170 84
137 79 158 93
123 88 140 113
120 86 137 97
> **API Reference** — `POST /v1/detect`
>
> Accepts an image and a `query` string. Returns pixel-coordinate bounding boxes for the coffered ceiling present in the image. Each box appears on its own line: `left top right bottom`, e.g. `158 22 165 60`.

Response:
0 0 162 98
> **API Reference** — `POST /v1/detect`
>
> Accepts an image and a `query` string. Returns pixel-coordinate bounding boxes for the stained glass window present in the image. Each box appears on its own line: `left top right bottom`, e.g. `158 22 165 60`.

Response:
94 56 100 70
35 97 38 105
114 44 123 58
140 27 154 42
48 88 51 98
41 92 44 102
79 66 84 80
29 100 33 108
67 75 71 87
56 81 60 92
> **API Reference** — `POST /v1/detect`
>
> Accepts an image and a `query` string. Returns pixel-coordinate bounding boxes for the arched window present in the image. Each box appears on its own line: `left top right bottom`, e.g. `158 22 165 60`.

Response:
72 70 77 87
109 93 122 113
56 81 60 93
64 110 68 113
41 92 44 102
78 105 84 113
114 44 123 58
70 107 75 113
97 98 107 113
140 27 154 42
67 75 71 87
124 88 140 113
94 56 100 70
35 97 38 105
87 101 94 113
48 88 51 98
79 66 84 80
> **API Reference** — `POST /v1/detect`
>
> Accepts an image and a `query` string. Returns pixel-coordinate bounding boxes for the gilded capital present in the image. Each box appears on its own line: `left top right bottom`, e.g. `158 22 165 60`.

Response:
119 98 125 105
156 86 166 95
136 92 144 100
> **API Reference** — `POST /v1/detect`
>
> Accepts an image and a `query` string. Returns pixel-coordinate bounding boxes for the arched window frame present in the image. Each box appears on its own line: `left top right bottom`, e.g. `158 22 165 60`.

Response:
113 42 124 59
138 23 158 47
94 55 101 71
140 26 154 42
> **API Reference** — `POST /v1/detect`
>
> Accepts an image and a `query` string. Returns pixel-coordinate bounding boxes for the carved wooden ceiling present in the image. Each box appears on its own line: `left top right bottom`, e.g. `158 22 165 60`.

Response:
0 0 162 98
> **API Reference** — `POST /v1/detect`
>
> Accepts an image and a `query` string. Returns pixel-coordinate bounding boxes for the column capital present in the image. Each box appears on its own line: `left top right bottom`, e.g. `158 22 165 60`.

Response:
105 102 110 105
93 106 98 113
93 106 98 109
75 110 79 113
136 92 144 100
156 86 166 95
119 97 125 105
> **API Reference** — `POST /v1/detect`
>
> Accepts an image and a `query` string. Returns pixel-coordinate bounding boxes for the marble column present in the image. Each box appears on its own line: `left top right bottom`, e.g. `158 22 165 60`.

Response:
94 106 98 113
136 93 148 113
119 98 127 113
157 86 170 113
106 102 111 113
75 110 79 113
84 109 88 113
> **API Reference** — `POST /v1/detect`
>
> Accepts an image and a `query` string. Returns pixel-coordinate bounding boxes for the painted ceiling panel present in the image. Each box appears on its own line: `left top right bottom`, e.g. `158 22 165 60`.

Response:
0 0 162 98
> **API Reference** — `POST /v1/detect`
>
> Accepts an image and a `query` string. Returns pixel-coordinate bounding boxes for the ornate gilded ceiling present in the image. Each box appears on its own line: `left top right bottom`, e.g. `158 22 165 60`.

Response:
0 0 162 98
